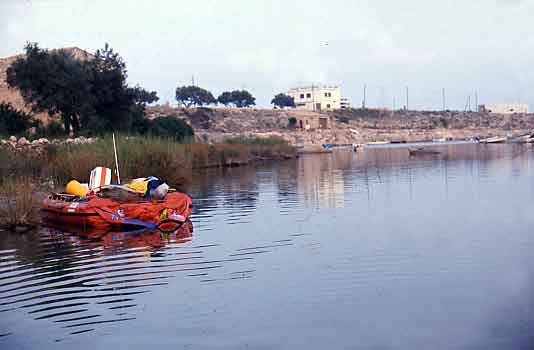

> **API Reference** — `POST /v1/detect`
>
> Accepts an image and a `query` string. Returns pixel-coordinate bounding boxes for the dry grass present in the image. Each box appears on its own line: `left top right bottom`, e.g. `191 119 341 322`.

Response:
45 135 296 186
0 177 38 231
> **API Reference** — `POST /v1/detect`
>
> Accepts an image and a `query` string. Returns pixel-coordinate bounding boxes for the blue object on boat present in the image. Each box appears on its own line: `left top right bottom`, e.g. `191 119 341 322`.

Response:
322 143 334 149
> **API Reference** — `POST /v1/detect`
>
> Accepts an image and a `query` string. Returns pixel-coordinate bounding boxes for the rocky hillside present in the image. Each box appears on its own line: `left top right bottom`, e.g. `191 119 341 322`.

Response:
147 105 534 145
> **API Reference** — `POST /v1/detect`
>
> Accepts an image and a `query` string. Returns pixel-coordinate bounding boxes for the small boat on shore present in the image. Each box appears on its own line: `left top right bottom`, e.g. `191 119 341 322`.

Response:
42 189 193 232
479 136 507 144
511 133 534 143
42 137 193 232
408 147 441 156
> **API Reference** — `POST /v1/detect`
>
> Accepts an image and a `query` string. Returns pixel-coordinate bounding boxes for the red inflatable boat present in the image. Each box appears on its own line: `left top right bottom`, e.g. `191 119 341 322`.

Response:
42 191 193 232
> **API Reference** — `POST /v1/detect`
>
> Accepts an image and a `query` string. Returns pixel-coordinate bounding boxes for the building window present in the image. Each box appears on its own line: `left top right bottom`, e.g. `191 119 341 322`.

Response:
306 93 311 98
300 94 304 99
327 104 331 108
324 92 328 97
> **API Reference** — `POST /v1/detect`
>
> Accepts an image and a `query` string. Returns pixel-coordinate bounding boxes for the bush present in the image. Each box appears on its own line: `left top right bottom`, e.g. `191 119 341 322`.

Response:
147 116 194 141
0 177 38 231
288 117 297 128
0 102 36 136
35 120 66 138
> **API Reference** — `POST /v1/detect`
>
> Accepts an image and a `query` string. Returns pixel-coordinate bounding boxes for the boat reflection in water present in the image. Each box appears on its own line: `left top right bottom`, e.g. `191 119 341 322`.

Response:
66 220 194 255
0 222 194 337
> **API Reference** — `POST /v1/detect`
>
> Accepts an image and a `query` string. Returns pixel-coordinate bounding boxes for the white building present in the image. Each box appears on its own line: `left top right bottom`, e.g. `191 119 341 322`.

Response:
340 97 351 109
288 85 342 111
479 103 529 114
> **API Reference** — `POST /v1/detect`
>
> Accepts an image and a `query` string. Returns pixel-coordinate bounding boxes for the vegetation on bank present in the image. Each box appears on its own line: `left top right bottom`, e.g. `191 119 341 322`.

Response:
0 135 294 232
0 102 38 136
0 136 295 186
172 86 258 108
7 43 158 136
0 178 38 231
271 93 295 108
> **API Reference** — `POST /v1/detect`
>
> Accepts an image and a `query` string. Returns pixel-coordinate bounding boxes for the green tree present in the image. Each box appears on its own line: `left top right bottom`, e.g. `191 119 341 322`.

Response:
0 102 38 135
7 43 92 135
271 93 295 108
175 85 216 108
83 44 158 134
7 42 158 136
217 91 233 106
232 90 256 108
217 90 256 108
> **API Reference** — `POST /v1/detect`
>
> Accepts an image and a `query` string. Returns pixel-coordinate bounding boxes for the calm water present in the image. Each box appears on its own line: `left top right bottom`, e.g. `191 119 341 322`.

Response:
2 143 534 349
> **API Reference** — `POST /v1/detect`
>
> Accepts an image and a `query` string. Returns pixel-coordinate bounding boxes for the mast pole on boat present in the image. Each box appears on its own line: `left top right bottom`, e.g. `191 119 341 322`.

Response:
112 133 121 184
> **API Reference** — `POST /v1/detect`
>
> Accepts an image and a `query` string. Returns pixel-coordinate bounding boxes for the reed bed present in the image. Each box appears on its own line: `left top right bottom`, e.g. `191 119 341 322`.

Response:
45 135 296 186
0 177 38 231
0 136 295 231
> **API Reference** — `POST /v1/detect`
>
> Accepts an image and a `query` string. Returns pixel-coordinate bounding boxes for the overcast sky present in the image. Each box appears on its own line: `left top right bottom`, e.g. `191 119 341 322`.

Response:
1 0 534 110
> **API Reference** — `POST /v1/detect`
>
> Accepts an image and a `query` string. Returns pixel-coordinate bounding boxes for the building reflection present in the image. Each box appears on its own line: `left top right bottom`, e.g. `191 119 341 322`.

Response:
296 154 346 208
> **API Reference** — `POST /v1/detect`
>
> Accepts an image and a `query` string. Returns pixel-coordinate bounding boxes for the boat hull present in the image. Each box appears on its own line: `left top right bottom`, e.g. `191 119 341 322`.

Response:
42 192 193 231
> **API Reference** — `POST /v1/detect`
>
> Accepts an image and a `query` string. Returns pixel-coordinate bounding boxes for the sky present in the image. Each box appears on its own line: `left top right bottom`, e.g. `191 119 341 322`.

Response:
1 0 534 110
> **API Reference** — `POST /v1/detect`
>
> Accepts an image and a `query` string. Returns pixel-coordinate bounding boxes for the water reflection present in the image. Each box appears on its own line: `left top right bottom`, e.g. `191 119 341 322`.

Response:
0 224 194 336
2 143 534 348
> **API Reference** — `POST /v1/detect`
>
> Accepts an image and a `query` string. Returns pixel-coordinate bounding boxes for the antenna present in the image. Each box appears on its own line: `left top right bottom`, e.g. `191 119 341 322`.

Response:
363 84 367 109
442 88 446 111
405 86 409 110
191 75 195 86
112 133 121 185
312 83 315 111
464 95 470 112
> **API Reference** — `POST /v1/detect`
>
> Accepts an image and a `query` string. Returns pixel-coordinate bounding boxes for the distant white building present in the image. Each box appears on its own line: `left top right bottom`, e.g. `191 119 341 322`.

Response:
479 103 529 114
288 85 343 111
340 97 351 109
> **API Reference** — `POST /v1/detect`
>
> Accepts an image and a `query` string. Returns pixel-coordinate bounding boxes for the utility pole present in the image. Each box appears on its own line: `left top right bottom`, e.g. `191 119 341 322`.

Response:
475 90 478 112
405 86 409 110
442 88 446 111
192 75 195 86
362 84 367 109
312 83 315 111
393 97 396 111
464 95 471 112
468 95 471 111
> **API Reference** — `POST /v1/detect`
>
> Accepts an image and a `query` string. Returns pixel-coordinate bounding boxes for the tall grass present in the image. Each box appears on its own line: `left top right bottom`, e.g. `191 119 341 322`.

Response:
0 148 45 179
0 135 295 230
0 177 38 231
45 135 296 186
